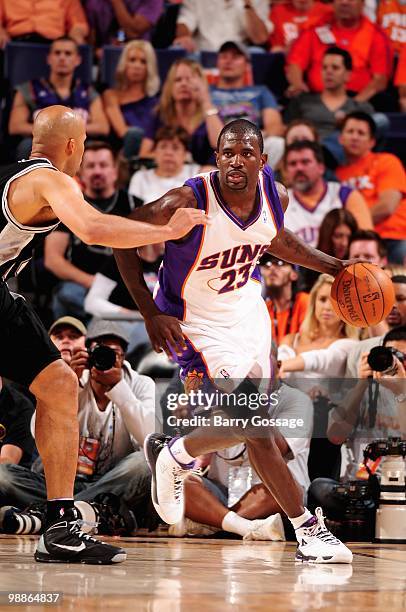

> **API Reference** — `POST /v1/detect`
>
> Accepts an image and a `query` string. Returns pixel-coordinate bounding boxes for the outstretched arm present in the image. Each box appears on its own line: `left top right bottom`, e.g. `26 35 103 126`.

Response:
37 171 204 248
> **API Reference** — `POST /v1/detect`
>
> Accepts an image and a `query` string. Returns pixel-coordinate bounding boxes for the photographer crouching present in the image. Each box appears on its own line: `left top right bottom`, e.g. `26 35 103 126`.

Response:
0 319 156 536
308 326 406 540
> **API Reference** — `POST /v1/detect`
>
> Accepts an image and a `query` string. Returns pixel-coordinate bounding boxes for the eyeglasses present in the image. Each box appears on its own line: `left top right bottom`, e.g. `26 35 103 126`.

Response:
261 260 286 268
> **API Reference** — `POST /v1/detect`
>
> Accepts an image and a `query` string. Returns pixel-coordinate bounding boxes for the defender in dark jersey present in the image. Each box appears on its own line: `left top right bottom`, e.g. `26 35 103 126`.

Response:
0 104 207 564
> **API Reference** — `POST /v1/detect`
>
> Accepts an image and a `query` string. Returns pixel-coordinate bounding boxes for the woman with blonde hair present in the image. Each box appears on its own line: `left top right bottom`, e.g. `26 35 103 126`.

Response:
278 274 358 378
156 58 223 165
103 40 160 158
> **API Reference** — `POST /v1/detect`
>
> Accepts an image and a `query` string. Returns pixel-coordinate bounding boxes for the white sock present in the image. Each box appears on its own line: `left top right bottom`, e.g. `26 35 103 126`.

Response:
221 511 253 537
169 438 196 466
289 508 313 530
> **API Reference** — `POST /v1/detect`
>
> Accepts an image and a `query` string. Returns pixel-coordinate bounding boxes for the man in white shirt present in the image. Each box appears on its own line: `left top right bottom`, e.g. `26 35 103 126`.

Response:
0 320 155 527
129 125 210 205
173 0 271 52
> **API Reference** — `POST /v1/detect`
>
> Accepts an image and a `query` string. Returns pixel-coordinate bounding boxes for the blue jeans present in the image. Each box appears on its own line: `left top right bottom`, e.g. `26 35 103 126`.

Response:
52 282 88 320
0 451 150 511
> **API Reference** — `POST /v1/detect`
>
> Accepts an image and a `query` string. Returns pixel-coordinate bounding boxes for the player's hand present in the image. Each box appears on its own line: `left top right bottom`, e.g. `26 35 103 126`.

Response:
145 313 187 357
70 347 89 380
166 207 209 240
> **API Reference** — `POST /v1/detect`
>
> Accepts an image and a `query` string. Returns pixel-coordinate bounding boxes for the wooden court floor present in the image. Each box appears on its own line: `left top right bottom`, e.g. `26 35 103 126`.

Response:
0 535 405 611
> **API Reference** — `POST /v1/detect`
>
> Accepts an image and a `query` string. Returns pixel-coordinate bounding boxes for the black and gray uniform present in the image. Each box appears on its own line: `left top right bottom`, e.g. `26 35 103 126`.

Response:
0 158 61 385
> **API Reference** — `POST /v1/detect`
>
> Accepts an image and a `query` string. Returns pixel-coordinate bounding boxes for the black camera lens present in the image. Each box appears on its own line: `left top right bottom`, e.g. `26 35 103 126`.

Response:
88 344 117 371
367 346 395 372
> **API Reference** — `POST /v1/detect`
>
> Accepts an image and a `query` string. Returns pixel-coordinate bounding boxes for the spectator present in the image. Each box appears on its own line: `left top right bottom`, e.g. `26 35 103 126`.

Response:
48 316 87 364
286 47 376 164
346 275 406 375
283 140 372 246
377 0 405 54
173 0 271 53
156 58 223 165
102 40 160 159
394 45 406 112
128 126 211 204
8 37 109 159
84 0 163 48
0 0 88 47
269 0 333 53
260 254 309 345
0 377 35 469
286 0 393 104
0 320 155 519
44 141 134 320
166 359 313 540
210 41 284 168
336 111 406 263
301 207 358 291
348 228 388 265
285 119 319 146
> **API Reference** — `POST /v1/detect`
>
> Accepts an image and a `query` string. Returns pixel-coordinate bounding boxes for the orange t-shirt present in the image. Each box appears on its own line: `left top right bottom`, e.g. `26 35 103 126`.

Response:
336 152 406 240
266 292 309 345
377 0 406 54
288 16 393 92
0 0 89 39
395 44 406 85
269 1 333 50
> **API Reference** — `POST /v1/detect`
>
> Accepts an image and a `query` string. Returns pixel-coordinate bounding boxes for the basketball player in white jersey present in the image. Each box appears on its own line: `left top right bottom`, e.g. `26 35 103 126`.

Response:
0 105 207 564
115 119 354 563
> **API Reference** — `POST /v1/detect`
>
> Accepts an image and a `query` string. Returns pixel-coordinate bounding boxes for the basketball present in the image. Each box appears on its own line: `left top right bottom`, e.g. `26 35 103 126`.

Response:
330 263 395 328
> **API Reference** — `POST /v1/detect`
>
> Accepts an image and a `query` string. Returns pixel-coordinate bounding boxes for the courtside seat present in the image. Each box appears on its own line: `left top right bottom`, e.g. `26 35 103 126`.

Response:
4 42 92 88
100 46 186 88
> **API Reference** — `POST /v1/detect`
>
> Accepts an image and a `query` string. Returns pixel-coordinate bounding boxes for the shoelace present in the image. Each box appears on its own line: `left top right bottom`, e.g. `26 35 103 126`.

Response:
69 519 101 543
172 466 193 502
303 508 341 545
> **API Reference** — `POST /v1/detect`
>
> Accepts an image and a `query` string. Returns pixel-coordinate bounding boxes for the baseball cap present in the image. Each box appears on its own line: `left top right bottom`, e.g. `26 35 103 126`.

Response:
218 41 250 60
86 319 130 349
49 316 87 336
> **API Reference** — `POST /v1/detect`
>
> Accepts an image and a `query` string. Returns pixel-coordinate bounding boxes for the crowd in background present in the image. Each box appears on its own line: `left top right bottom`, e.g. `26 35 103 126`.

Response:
0 0 405 541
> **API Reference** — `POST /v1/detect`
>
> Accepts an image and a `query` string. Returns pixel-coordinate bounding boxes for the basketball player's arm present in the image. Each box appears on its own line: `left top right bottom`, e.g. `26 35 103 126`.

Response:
114 187 198 355
268 182 349 276
37 173 205 248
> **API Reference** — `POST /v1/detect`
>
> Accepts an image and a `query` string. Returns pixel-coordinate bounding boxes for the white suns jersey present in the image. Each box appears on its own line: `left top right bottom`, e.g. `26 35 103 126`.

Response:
284 181 353 247
154 167 284 327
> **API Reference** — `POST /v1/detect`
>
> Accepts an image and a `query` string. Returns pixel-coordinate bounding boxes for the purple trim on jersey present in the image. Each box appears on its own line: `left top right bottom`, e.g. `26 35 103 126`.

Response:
251 264 261 282
210 171 262 231
154 176 208 320
262 165 284 231
175 337 210 381
339 185 353 207
292 181 329 214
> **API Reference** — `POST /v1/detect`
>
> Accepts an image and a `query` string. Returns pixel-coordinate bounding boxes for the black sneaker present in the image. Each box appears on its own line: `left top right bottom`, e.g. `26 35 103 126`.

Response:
90 493 137 536
34 508 127 564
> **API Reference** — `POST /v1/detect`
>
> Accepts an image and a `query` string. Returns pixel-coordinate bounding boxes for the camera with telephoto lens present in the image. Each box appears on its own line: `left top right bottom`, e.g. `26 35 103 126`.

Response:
367 346 406 375
88 344 117 371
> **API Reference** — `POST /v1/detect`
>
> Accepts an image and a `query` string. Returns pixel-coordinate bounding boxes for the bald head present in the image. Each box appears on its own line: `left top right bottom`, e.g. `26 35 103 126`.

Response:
32 106 85 147
31 105 86 176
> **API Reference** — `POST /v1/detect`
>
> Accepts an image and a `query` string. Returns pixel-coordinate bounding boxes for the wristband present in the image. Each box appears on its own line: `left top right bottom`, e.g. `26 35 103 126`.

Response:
205 107 219 117
395 392 406 403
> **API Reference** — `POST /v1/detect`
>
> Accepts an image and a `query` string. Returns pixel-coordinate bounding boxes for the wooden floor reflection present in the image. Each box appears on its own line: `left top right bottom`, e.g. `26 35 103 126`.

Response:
0 535 405 611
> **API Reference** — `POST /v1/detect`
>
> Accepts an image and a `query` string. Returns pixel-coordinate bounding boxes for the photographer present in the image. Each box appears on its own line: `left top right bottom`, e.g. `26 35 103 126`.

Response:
0 320 156 529
309 326 406 519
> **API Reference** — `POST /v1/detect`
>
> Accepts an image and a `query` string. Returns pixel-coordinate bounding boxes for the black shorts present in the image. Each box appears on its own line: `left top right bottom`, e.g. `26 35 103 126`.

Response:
0 281 61 387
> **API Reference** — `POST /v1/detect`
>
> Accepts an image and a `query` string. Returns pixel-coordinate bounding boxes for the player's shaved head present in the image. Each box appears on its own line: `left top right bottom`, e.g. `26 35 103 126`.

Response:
30 105 86 176
217 119 264 153
32 105 85 149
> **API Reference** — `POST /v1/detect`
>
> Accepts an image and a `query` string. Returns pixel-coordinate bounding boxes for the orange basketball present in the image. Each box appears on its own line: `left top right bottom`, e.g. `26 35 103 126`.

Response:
330 263 395 328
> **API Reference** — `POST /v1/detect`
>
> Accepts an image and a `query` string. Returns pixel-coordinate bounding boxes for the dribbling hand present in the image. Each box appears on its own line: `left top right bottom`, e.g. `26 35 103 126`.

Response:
145 313 187 357
166 208 209 240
